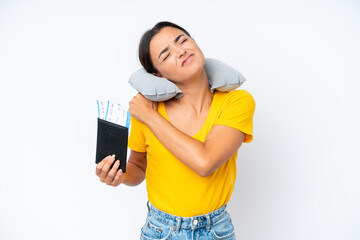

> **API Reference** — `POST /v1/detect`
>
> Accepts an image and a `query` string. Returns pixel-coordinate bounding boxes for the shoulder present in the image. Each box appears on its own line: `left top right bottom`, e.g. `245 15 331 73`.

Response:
130 115 147 129
215 89 253 98
215 90 255 107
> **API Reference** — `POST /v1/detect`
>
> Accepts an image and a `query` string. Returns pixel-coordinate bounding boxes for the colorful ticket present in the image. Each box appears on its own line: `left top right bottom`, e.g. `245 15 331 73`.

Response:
97 100 131 128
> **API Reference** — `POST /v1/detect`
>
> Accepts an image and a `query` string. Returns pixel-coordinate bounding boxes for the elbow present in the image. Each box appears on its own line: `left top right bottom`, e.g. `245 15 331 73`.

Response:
195 158 214 178
198 170 212 178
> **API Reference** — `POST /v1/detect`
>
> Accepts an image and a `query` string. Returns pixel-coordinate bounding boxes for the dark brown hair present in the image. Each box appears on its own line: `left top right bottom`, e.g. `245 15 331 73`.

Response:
138 21 191 74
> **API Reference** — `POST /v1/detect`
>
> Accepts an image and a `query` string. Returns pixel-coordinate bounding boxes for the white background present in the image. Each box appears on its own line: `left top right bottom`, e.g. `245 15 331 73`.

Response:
1 0 359 239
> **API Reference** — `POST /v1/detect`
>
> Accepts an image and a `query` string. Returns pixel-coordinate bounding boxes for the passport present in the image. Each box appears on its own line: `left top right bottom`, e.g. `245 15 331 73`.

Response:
95 118 128 173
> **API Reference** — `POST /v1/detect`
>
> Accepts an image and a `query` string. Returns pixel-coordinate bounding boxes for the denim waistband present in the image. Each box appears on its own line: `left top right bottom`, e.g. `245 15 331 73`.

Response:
147 201 227 232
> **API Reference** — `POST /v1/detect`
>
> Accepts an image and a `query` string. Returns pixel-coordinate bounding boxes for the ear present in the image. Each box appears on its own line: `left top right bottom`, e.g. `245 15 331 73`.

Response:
152 72 168 80
152 72 162 78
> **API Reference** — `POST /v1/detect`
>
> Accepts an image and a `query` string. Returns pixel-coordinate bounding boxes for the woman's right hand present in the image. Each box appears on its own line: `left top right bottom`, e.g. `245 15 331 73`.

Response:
96 155 126 186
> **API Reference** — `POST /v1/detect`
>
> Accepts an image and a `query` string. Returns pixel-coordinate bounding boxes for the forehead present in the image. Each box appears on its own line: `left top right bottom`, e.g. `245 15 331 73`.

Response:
150 27 186 52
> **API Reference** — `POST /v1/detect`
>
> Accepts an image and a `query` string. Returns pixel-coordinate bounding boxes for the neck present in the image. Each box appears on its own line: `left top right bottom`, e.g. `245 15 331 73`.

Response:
172 68 214 114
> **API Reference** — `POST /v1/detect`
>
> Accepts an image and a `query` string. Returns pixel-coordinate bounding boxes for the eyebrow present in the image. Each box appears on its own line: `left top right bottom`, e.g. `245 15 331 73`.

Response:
157 34 185 59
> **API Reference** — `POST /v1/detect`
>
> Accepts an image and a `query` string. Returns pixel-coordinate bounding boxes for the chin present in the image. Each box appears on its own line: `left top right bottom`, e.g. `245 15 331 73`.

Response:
196 52 205 67
178 65 204 82
191 56 205 74
186 52 204 69
169 54 205 82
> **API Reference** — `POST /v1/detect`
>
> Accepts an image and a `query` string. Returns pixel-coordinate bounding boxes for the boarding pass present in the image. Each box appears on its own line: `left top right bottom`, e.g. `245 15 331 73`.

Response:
97 100 131 128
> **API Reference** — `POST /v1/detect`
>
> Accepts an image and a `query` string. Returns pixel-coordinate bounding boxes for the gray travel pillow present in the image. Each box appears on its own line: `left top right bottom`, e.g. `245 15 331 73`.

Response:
128 58 246 101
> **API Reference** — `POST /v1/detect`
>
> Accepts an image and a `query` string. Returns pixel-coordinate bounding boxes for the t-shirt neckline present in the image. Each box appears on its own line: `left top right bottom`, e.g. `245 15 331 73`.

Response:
161 92 218 138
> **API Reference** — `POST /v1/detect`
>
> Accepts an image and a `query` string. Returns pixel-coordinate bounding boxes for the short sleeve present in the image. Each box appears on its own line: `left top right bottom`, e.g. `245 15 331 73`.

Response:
128 116 147 152
214 90 255 143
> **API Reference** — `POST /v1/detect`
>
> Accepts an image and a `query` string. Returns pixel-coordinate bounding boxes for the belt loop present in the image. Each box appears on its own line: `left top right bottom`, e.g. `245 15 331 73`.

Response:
205 214 211 232
175 216 182 233
146 200 150 213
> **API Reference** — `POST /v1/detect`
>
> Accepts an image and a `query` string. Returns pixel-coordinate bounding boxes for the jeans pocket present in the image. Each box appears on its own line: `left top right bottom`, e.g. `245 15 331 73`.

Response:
210 212 235 240
140 216 173 240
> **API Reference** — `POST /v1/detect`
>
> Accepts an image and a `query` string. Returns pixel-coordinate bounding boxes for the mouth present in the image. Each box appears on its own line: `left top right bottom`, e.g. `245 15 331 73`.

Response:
182 54 194 67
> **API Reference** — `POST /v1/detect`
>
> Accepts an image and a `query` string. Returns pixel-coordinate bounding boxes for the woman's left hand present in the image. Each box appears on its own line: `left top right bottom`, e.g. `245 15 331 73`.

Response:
129 93 158 124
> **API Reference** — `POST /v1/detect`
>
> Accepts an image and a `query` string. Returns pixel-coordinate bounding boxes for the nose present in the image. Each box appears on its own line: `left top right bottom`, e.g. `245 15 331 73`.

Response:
173 45 186 58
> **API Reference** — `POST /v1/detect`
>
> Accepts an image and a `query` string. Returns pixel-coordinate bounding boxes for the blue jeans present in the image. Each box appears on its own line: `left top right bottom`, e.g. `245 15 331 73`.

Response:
140 201 236 240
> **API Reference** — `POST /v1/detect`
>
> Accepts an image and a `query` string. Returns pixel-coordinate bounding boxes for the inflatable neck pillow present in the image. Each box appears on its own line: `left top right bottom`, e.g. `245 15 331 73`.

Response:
128 58 246 102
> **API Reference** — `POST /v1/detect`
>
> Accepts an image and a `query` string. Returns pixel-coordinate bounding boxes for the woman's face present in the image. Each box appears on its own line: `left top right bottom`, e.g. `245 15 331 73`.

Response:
149 26 205 83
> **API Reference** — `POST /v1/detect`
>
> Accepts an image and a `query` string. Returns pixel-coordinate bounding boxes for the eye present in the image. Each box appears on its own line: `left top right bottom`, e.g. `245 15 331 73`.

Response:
163 53 170 62
181 38 188 44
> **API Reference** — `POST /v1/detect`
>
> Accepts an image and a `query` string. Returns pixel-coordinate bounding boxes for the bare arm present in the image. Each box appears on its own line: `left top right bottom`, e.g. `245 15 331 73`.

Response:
129 93 244 177
96 150 147 187
123 150 147 186
145 113 244 177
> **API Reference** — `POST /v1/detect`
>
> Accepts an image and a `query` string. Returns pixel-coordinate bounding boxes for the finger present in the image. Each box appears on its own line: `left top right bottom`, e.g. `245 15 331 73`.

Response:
152 102 158 111
112 169 125 186
105 160 120 185
135 92 146 101
96 155 111 176
99 155 115 182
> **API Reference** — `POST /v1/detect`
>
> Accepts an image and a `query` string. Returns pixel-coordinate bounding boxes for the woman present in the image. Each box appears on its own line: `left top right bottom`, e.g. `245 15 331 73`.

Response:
96 21 255 239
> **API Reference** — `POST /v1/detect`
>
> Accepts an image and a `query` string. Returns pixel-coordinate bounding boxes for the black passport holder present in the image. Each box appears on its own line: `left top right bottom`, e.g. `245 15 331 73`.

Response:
95 118 128 173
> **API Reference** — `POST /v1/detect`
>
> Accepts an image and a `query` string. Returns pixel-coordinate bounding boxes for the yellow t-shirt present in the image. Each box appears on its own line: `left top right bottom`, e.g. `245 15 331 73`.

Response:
128 90 255 217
